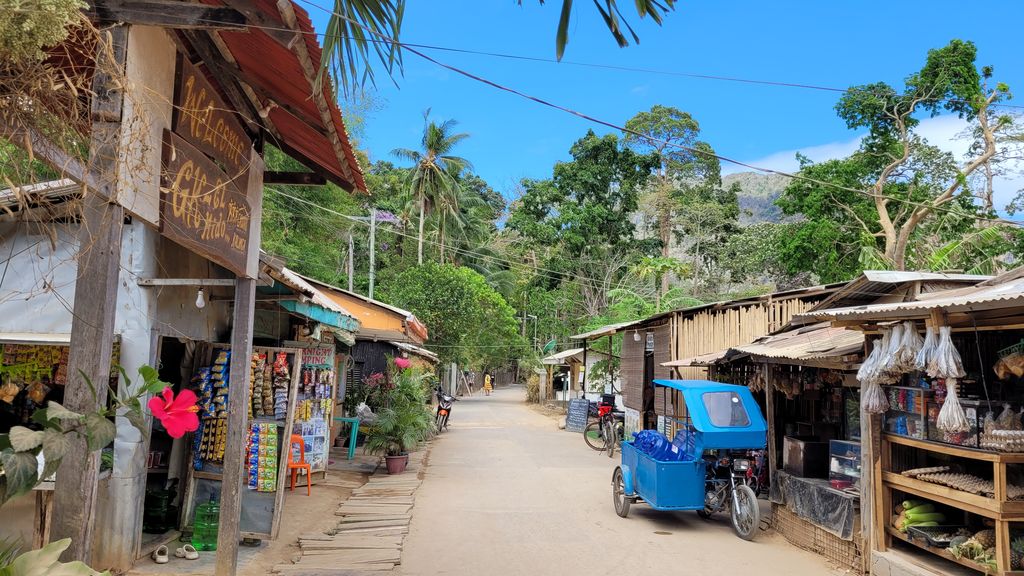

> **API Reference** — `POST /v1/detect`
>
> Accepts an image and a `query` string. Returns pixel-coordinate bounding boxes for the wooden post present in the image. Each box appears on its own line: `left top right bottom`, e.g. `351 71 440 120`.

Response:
49 24 129 563
763 363 777 475
33 491 53 549
214 276 255 575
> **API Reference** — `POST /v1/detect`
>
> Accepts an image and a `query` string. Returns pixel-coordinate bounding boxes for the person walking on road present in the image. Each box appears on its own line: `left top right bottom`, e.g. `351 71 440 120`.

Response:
483 372 493 396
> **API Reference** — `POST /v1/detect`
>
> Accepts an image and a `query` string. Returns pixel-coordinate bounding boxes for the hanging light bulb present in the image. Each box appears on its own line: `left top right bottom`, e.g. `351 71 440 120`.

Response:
195 287 206 309
633 330 641 342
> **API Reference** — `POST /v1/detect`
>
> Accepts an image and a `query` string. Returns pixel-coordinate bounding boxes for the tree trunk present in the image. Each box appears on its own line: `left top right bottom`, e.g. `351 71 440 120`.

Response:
658 178 671 296
417 191 425 265
439 212 446 264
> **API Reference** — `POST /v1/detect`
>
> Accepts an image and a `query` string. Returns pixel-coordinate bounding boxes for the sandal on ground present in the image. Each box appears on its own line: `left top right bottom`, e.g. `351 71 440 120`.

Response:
175 544 199 560
152 545 169 564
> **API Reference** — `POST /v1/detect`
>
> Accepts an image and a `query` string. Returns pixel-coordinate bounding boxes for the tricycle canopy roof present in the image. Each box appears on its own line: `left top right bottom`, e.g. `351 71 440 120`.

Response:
653 380 767 449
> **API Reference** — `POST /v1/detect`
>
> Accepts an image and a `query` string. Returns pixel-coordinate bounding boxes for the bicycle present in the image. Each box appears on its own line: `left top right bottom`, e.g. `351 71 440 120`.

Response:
584 403 624 457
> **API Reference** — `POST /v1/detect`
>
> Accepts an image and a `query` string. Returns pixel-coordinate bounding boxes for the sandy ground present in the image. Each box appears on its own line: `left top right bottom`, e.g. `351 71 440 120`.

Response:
399 387 840 576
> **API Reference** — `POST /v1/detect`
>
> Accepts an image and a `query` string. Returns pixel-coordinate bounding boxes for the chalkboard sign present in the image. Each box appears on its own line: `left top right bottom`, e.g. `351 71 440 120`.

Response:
566 398 590 433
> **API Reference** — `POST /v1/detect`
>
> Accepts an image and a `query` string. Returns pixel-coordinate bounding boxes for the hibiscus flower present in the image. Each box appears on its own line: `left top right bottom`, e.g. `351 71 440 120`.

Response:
148 388 200 438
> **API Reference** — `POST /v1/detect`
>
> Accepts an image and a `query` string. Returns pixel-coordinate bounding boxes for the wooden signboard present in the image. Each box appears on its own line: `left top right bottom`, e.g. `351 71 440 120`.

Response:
160 129 252 277
172 55 250 176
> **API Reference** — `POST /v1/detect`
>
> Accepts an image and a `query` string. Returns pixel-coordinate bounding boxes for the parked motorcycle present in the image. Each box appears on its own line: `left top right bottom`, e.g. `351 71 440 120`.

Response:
745 449 769 497
696 450 761 540
435 385 456 432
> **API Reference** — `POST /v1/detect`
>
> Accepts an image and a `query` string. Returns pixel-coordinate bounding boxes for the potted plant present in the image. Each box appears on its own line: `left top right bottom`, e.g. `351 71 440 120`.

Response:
364 364 432 474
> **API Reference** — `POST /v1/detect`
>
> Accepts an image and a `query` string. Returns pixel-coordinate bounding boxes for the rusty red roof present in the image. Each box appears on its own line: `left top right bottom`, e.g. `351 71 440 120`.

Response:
203 0 366 192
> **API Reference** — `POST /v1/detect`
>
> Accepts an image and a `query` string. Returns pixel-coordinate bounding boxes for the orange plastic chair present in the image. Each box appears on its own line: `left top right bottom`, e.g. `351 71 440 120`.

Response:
287 434 312 496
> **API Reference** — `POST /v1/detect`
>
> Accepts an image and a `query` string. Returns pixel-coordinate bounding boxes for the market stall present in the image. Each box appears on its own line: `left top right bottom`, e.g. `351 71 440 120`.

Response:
803 270 1024 575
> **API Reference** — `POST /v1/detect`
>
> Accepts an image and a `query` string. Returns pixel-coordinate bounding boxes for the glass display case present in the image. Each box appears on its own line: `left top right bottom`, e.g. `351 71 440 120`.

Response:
829 439 861 488
844 387 861 441
926 398 987 448
883 386 935 440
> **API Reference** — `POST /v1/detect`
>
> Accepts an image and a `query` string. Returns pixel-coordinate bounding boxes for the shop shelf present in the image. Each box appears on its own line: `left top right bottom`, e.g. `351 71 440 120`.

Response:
888 526 1002 575
885 433 1024 464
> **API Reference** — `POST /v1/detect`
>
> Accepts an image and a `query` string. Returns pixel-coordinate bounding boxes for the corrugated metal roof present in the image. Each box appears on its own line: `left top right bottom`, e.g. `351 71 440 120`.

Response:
570 321 643 340
392 341 439 363
542 348 611 365
732 323 863 361
200 1 365 191
275 267 352 317
663 349 728 367
801 273 1024 322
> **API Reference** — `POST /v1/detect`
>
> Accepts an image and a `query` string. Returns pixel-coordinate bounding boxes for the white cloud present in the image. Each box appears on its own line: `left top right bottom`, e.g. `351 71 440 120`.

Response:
729 115 1024 210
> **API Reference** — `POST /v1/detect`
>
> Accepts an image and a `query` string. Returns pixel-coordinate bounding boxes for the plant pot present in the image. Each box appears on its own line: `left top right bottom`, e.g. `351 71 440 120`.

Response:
384 454 409 474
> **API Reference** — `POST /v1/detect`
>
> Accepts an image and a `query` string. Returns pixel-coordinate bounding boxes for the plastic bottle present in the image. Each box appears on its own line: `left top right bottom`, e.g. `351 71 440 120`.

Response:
192 497 220 551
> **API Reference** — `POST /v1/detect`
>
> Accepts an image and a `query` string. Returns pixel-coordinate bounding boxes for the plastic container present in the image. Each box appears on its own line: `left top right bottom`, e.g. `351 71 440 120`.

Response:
192 498 220 551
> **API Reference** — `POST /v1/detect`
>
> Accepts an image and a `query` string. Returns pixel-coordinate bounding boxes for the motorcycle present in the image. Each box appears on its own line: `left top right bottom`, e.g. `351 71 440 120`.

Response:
745 449 769 497
696 450 761 539
435 385 456 432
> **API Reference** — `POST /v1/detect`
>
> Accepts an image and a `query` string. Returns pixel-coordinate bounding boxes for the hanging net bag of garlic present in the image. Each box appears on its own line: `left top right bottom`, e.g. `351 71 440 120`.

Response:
858 327 893 414
930 326 969 433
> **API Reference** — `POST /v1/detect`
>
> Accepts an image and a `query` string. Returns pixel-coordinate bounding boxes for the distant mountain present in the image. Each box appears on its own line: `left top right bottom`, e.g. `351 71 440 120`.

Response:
723 172 789 225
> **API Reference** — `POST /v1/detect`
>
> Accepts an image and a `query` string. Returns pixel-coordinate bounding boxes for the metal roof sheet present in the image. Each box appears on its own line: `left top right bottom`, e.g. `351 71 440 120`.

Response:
391 341 439 363
542 348 611 365
800 272 1024 322
662 349 729 367
731 323 863 361
570 321 643 340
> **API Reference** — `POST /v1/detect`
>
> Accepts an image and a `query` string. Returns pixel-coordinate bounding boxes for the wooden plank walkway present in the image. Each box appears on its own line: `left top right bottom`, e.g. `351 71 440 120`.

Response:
274 449 429 576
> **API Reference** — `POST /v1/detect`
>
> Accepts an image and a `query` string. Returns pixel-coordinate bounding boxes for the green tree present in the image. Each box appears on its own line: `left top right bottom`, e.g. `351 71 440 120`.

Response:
826 40 1014 269
382 263 524 366
392 111 471 265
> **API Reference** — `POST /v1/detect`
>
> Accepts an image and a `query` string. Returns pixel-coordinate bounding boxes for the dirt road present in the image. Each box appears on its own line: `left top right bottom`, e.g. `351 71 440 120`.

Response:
400 387 836 575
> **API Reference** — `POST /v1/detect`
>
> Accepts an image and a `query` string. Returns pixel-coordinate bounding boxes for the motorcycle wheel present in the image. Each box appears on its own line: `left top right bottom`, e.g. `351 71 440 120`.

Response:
612 467 630 518
435 412 445 433
583 421 605 451
730 484 760 541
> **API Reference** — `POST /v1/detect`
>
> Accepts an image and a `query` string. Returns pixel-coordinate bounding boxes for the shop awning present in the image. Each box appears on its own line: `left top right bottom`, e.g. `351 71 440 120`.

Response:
731 323 864 364
542 348 611 365
260 258 360 343
299 275 428 345
391 341 439 364
798 269 1022 324
662 349 729 367
569 321 642 341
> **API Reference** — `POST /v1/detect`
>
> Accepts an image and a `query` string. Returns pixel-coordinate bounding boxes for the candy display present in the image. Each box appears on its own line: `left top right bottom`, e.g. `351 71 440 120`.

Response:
246 422 279 492
196 416 227 465
273 352 290 420
293 348 335 473
250 353 270 418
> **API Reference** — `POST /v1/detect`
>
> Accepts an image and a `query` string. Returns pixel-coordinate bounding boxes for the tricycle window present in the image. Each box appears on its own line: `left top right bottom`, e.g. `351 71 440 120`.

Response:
701 392 750 427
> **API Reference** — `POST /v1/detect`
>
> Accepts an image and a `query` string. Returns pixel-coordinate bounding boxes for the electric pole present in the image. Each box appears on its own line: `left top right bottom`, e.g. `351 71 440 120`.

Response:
368 208 376 299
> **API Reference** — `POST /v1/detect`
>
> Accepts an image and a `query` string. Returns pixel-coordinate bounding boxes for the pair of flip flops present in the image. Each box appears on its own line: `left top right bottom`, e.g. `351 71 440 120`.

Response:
151 544 199 564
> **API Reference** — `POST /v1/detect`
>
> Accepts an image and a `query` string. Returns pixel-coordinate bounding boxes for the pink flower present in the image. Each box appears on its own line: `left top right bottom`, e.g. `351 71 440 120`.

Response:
148 388 200 438
394 357 411 370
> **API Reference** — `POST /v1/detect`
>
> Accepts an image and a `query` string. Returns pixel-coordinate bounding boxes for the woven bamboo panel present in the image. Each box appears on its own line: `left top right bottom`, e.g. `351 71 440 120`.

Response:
772 504 862 573
652 323 672 415
621 329 644 410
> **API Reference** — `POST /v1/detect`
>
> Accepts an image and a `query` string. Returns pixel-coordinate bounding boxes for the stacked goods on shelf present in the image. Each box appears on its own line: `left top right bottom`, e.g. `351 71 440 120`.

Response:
246 422 278 492
900 466 1024 500
949 529 999 571
196 417 227 465
892 500 946 532
250 352 269 418
272 352 290 420
191 350 231 469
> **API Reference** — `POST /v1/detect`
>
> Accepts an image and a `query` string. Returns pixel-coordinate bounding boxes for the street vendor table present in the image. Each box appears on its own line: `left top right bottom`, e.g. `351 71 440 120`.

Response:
770 469 858 540
333 417 360 460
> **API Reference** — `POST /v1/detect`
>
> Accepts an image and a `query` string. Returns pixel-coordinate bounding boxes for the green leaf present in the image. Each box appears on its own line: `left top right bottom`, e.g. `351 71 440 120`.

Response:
84 414 115 451
138 365 167 395
41 429 73 465
125 409 147 439
0 538 108 576
8 427 43 452
46 402 82 422
0 450 39 498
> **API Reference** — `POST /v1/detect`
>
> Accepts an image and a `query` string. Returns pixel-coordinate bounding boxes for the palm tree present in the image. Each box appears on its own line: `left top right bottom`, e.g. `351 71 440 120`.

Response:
319 1 676 94
392 111 471 264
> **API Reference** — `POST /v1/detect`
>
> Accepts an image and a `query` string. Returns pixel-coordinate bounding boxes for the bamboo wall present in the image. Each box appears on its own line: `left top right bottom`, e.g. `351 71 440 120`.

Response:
620 320 673 412
673 298 819 381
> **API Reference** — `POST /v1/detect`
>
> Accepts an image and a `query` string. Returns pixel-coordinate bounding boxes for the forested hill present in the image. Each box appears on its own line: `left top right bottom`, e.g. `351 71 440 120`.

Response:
723 172 788 224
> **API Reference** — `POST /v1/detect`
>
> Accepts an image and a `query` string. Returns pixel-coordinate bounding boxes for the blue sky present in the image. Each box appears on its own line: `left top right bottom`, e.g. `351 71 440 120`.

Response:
305 1 1024 203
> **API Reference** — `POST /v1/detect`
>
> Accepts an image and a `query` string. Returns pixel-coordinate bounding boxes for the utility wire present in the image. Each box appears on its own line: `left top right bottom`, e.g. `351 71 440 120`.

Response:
291 0 1024 229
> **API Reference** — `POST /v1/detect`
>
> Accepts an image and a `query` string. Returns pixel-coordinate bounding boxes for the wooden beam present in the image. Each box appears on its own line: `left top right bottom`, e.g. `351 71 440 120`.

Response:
220 0 300 47
179 30 261 134
49 25 129 564
0 123 99 196
91 0 248 29
264 171 327 186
